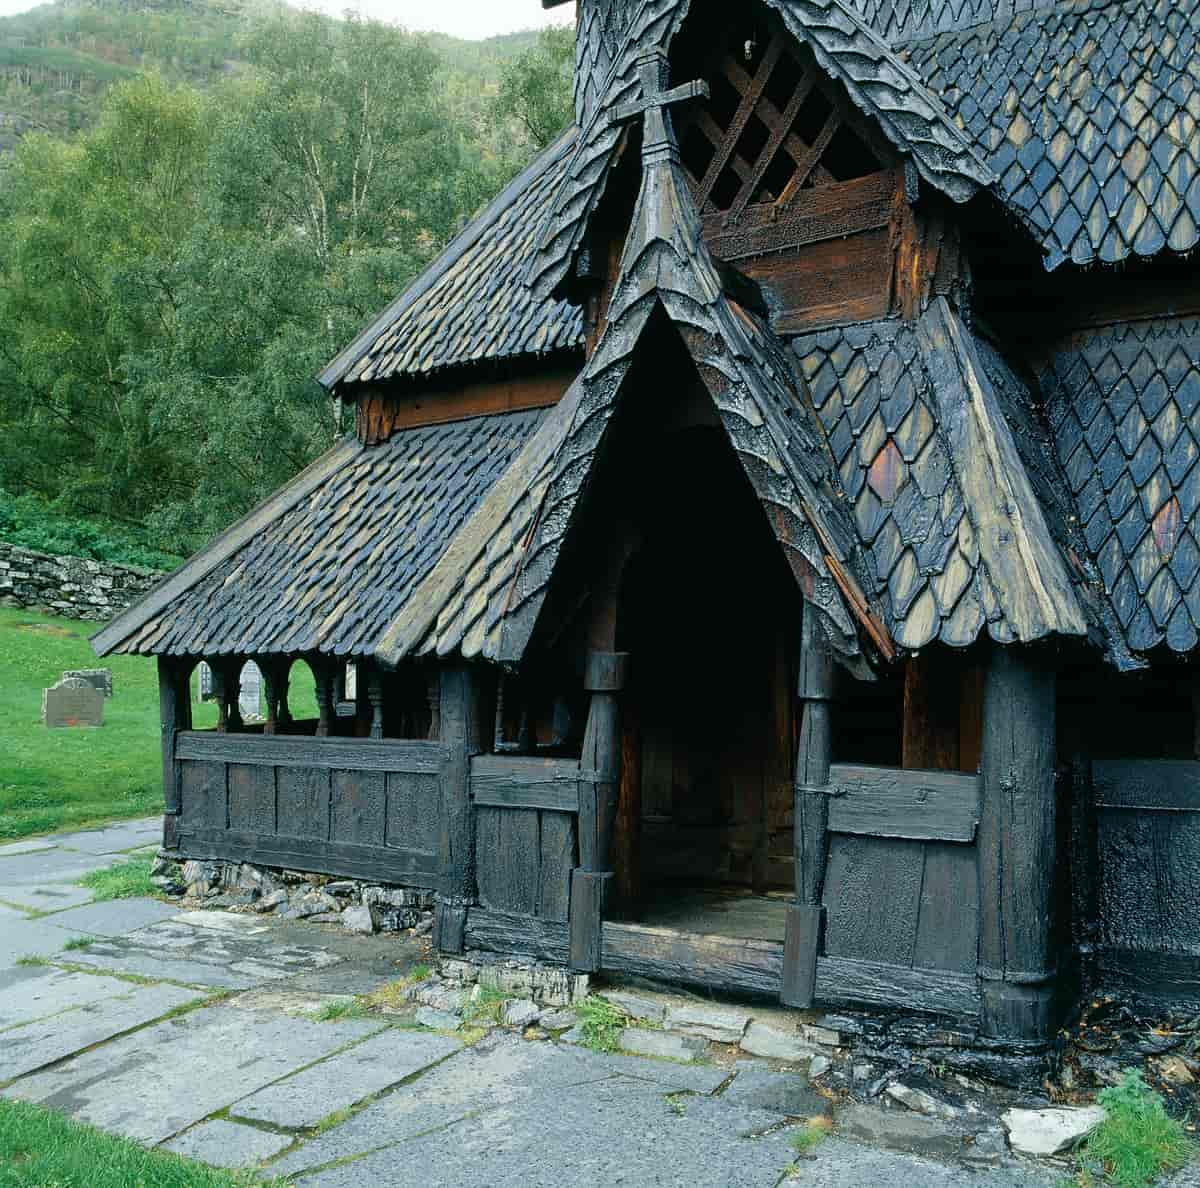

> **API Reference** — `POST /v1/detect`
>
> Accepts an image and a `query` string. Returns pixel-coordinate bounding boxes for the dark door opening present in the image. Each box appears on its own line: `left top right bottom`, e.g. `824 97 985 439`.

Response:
618 426 798 940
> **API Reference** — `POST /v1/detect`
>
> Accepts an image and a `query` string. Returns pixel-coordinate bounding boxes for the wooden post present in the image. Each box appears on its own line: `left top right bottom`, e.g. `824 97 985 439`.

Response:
782 607 835 1008
571 649 629 971
978 646 1059 1042
158 658 191 851
261 659 290 735
211 660 242 733
611 699 643 919
366 665 384 740
314 660 336 737
435 664 484 954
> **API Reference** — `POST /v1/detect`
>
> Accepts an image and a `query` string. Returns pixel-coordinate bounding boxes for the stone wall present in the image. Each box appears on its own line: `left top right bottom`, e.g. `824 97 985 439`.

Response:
0 541 163 622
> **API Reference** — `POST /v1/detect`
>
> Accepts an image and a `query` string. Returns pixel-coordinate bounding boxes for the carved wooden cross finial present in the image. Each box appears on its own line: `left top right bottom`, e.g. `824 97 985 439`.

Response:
609 48 709 162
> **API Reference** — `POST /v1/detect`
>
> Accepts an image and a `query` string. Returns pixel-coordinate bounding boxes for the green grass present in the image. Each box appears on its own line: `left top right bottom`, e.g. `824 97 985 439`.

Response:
0 606 318 841
61 936 93 951
0 1097 285 1187
1072 1070 1193 1188
78 856 158 901
13 955 47 968
461 985 511 1027
574 996 626 1054
311 998 369 1023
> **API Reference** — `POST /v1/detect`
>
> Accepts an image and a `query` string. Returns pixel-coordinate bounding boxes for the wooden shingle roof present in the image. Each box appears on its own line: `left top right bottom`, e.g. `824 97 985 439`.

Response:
1041 317 1200 656
907 0 1200 268
794 302 1099 654
318 135 584 391
94 410 548 658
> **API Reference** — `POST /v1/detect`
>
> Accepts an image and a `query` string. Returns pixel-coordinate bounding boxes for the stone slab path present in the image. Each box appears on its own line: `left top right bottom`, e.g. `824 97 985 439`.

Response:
0 818 1193 1187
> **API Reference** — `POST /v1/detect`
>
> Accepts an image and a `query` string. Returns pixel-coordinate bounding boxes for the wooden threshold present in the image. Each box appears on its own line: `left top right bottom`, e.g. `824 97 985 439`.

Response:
464 907 980 1016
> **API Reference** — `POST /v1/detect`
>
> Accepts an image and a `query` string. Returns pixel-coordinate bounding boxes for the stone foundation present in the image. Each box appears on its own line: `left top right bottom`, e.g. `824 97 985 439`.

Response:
154 855 436 935
0 542 163 621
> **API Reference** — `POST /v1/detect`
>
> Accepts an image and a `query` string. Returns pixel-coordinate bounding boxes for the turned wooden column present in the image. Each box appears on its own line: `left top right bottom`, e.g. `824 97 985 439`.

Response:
158 658 192 851
211 659 242 733
978 646 1059 1042
312 659 337 737
434 663 485 954
570 649 630 971
782 607 835 1008
260 659 292 735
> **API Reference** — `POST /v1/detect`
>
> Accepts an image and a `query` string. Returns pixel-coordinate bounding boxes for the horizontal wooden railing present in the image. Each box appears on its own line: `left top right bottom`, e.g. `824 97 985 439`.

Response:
470 755 579 813
175 731 448 772
826 763 980 843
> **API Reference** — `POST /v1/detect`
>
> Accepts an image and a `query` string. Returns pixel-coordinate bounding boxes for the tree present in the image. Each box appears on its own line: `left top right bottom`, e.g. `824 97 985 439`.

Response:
492 26 574 152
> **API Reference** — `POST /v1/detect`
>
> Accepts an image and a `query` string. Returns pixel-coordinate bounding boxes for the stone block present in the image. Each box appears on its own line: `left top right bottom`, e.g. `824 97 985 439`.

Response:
1002 1106 1106 1156
341 905 375 934
42 678 103 728
838 1104 968 1160
603 989 667 1024
617 1027 707 1062
416 1006 461 1031
162 1119 291 1168
502 999 541 1029
664 1004 751 1044
739 1020 816 1063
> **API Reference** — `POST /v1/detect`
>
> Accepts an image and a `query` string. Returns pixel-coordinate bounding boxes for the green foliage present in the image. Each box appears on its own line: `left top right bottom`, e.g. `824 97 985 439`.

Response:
78 856 158 901
62 935 94 951
492 26 574 152
0 488 179 569
0 1097 282 1187
0 6 572 557
575 996 626 1053
13 955 48 967
1074 1070 1193 1188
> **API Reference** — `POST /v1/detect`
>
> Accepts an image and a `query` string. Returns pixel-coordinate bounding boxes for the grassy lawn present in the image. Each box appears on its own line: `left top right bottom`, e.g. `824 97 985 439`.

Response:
0 1098 287 1187
0 606 317 842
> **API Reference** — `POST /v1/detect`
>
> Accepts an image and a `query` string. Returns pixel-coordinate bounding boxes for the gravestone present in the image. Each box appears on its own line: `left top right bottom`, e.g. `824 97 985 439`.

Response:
63 668 113 698
197 662 215 702
42 677 104 728
239 662 263 722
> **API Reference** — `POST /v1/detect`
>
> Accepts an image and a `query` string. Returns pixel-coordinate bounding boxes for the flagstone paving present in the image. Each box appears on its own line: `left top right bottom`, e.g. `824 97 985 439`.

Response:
0 818 1189 1186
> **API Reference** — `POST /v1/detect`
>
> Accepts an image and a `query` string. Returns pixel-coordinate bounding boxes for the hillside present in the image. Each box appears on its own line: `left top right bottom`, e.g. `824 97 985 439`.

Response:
0 0 543 151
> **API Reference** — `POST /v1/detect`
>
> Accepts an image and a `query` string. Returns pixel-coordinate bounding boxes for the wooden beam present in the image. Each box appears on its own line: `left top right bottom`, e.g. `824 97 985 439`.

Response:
1093 759 1200 811
464 907 981 1016
353 365 576 445
782 607 834 1008
175 732 448 772
978 646 1059 1042
470 756 580 812
158 658 191 851
436 664 485 954
827 765 980 842
611 698 643 918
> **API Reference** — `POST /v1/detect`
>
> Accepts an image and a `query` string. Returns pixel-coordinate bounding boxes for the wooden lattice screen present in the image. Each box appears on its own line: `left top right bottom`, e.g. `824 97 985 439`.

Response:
675 21 893 263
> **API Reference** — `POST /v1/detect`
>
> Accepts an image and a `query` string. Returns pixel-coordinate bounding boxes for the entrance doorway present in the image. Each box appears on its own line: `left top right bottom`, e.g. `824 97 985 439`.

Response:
618 425 798 939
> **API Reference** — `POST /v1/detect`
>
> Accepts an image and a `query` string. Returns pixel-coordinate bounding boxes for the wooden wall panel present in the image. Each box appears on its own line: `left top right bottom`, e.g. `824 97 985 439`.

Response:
912 842 978 973
180 760 226 832
1098 810 1200 956
331 770 386 848
741 228 892 335
276 767 330 840
228 764 275 835
475 805 576 922
538 812 575 921
386 772 440 855
822 834 924 967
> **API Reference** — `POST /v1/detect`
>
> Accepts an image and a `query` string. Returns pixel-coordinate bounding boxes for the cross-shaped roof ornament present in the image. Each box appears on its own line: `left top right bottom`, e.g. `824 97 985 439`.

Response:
609 48 709 164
